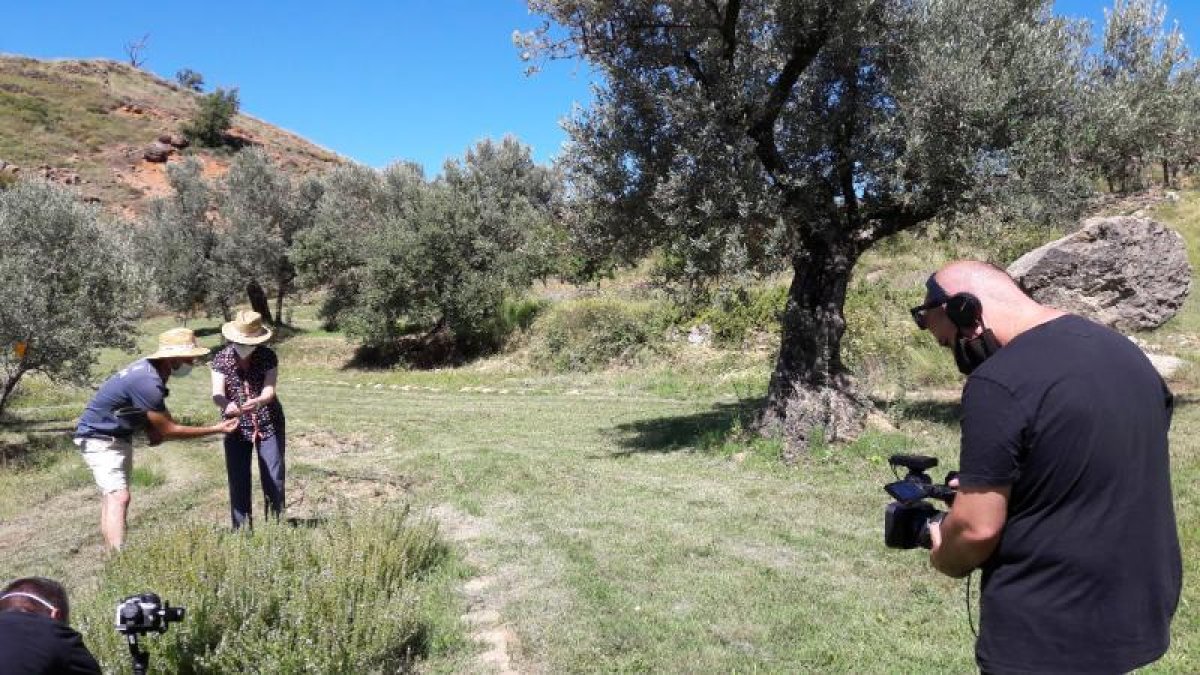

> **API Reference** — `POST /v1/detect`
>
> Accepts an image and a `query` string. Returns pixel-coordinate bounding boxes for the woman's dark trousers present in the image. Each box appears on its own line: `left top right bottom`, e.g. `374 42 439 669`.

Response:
224 428 285 529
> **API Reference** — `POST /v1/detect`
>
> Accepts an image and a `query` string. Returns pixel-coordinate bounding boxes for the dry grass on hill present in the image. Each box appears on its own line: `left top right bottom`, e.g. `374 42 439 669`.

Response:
0 54 344 218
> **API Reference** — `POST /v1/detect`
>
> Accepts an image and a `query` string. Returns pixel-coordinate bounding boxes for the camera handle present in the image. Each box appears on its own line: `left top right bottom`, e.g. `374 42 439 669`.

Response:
126 633 150 675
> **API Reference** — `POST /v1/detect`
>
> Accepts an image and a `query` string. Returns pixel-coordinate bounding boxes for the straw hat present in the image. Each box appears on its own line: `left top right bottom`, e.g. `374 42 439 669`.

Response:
221 310 273 345
146 328 210 360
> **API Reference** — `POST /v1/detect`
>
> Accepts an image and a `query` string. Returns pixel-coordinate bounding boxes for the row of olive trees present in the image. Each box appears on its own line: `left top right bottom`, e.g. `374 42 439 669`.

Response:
139 149 322 325
290 136 561 353
1079 0 1200 192
0 137 558 419
140 138 561 355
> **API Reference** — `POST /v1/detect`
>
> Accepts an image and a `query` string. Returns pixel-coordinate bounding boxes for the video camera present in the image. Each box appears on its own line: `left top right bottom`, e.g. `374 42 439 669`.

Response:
883 454 957 549
115 593 184 635
114 593 185 675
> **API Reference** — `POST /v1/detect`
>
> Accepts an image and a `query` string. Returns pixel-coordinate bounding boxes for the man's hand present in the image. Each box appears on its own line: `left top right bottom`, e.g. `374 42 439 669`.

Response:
216 417 239 434
145 425 164 447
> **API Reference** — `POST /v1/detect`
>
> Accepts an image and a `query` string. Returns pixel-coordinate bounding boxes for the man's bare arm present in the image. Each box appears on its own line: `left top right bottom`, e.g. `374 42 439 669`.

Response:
929 485 1010 578
145 410 238 440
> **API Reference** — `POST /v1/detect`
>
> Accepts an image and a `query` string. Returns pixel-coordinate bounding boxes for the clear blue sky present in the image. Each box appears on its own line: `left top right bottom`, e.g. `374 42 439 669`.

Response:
1 2 1197 175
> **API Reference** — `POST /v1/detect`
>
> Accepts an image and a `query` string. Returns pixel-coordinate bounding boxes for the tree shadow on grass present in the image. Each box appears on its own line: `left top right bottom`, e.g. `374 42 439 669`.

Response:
344 329 475 371
610 398 764 457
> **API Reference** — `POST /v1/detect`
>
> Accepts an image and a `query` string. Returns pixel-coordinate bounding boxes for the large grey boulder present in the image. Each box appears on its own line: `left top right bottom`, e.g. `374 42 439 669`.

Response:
1007 216 1191 331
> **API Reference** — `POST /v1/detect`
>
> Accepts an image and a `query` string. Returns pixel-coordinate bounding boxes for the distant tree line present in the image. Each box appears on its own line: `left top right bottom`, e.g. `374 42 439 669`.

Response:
137 138 562 354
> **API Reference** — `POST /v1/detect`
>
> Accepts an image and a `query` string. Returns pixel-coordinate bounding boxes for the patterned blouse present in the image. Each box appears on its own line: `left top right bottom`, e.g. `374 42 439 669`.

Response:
211 345 284 441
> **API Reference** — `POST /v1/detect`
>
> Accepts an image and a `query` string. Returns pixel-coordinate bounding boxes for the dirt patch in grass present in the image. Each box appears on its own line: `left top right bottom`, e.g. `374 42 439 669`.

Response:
287 469 410 518
289 429 378 461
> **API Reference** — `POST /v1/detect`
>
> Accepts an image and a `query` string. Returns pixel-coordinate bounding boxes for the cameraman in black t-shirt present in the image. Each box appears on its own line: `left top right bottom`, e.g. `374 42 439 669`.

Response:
912 261 1182 674
0 577 101 675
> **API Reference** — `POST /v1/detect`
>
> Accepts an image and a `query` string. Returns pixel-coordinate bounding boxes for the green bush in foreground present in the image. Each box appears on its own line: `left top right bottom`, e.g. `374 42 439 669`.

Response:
76 507 460 673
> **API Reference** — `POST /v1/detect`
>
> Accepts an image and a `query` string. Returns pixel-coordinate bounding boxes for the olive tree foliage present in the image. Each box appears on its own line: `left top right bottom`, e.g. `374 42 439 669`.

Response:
139 153 319 323
1081 0 1198 191
520 0 1084 454
182 87 240 147
292 137 558 352
139 159 217 320
175 68 205 92
212 149 323 323
0 181 147 418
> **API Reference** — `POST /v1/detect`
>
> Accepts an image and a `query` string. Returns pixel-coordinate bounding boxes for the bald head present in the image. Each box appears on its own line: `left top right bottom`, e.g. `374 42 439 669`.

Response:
912 258 1065 348
934 261 1032 308
922 260 1063 347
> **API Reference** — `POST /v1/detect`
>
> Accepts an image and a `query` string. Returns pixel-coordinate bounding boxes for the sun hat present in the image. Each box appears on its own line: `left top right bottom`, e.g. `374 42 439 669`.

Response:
146 328 210 360
221 310 273 345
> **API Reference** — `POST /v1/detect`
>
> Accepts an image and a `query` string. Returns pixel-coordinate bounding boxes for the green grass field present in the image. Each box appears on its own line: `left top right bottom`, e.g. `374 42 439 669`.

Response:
2 196 1198 672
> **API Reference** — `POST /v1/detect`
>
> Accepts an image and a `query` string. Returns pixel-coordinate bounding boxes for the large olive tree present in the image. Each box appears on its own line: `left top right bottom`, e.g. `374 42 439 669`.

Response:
0 181 145 418
216 149 323 324
521 0 1083 454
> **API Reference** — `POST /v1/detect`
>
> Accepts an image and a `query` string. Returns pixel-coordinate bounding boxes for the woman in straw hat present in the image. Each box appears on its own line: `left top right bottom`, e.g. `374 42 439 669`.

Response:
210 310 286 529
75 328 240 551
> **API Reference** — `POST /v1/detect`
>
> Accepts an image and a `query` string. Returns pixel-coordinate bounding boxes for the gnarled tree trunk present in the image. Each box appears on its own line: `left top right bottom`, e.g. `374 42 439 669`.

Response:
758 241 870 461
246 281 273 324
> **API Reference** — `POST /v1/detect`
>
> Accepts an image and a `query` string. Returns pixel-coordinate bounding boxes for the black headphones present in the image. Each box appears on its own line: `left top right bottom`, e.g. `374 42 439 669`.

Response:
944 293 983 330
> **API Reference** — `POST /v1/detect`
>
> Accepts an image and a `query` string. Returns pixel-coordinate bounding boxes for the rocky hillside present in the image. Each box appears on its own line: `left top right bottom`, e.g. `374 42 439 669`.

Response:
0 54 344 217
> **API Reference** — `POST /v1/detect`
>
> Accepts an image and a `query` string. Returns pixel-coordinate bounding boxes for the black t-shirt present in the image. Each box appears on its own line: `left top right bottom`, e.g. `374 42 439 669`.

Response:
959 315 1182 674
0 611 101 674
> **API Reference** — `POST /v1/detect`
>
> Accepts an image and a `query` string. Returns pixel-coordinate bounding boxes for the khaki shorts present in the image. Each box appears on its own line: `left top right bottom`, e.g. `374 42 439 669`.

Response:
75 436 134 494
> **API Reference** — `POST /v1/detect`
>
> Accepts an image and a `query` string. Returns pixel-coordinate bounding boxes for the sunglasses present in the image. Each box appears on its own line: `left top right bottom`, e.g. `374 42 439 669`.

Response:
909 274 950 330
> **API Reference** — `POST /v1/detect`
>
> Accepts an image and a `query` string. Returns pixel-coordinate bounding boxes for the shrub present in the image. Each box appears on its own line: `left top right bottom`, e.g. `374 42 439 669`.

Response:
693 285 787 346
470 296 549 352
76 507 459 673
529 298 665 371
182 88 239 147
175 68 204 92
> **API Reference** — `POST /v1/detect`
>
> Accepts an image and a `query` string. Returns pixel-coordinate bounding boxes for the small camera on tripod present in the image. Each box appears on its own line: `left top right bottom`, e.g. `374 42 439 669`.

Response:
114 593 185 674
115 593 184 634
883 454 957 549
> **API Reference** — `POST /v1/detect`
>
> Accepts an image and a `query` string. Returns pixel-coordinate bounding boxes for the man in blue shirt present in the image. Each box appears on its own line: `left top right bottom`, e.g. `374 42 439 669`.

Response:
75 328 238 551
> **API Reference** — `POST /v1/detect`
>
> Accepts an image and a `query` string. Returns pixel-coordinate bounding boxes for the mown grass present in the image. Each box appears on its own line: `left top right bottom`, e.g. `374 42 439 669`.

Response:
0 192 1197 672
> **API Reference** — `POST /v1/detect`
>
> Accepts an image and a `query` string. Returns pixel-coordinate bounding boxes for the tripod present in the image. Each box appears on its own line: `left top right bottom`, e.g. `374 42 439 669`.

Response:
126 633 150 675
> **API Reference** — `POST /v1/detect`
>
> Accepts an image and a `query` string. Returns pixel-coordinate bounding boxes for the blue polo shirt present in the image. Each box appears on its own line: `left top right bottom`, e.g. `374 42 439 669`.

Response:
75 359 168 440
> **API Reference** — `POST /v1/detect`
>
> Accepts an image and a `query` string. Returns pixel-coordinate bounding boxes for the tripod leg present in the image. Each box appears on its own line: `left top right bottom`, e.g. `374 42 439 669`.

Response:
127 633 150 675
